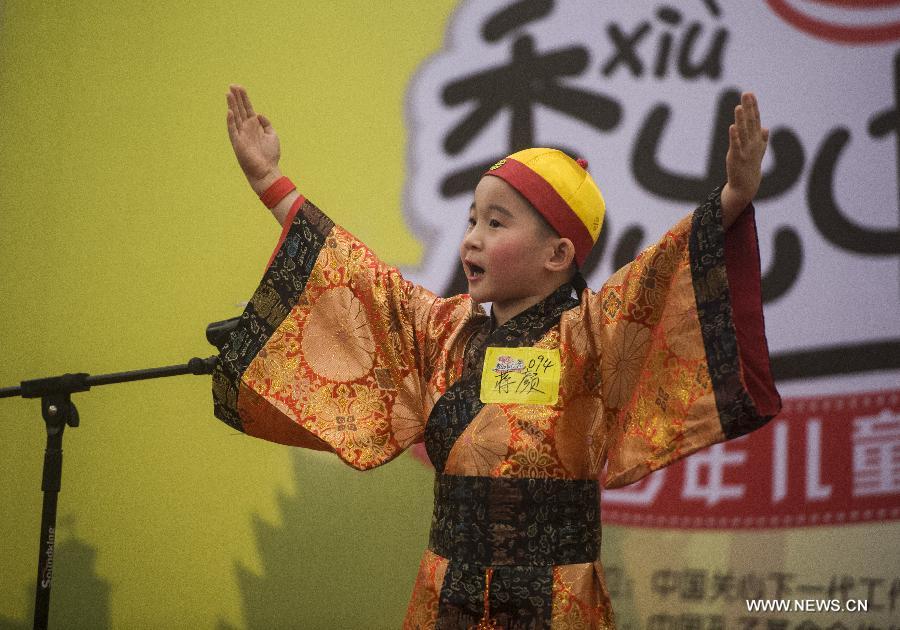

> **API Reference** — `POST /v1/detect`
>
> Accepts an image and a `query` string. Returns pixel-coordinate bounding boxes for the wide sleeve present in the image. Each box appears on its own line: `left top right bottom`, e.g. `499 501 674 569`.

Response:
593 188 782 489
211 197 471 470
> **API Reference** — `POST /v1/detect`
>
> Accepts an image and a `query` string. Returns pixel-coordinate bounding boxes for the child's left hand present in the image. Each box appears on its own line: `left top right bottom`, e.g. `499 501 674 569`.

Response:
721 92 769 227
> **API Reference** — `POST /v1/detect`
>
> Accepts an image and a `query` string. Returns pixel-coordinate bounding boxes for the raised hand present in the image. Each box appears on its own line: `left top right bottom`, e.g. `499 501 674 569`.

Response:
721 92 770 227
226 85 281 195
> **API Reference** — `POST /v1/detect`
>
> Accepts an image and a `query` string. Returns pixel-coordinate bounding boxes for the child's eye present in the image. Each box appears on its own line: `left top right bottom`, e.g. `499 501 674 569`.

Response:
467 217 476 227
489 219 502 228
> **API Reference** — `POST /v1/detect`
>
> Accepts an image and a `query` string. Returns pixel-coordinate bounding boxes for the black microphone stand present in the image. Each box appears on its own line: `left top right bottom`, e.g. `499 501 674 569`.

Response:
0 317 238 630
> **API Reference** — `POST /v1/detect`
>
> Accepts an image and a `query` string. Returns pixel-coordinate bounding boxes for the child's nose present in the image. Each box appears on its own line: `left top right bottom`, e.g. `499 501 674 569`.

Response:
462 228 482 250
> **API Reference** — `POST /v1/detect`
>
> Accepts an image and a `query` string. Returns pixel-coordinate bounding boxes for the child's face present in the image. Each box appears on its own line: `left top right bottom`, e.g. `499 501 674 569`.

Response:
460 176 557 320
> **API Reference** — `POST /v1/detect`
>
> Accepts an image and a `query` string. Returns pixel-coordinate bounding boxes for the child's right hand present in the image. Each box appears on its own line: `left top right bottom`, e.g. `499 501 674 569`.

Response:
226 84 282 196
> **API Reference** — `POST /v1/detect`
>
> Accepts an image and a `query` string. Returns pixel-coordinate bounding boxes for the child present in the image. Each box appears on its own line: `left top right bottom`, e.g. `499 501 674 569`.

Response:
213 85 780 629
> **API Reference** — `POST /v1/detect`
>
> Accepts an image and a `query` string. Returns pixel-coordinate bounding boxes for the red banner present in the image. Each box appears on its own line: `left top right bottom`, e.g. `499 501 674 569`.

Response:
602 389 900 528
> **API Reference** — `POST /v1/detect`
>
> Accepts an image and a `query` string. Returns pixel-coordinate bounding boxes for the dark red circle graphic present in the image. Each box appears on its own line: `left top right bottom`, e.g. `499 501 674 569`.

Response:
766 0 900 44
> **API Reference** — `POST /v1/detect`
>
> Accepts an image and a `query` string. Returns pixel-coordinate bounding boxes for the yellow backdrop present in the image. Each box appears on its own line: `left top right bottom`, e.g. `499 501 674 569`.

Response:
0 2 454 628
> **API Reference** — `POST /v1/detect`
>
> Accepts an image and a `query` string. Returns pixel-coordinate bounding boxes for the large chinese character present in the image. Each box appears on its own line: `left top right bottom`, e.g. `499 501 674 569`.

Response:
681 442 747 506
808 50 900 256
439 0 621 198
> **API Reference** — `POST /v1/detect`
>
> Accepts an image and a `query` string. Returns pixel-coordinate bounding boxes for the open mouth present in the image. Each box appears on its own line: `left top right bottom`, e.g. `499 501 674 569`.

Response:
465 262 485 280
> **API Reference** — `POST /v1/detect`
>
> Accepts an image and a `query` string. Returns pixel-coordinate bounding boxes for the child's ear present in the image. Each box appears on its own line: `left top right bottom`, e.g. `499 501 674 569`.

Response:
545 238 575 272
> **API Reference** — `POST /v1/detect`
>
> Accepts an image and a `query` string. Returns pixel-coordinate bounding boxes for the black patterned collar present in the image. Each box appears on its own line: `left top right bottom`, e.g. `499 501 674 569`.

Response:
487 282 580 342
463 283 580 375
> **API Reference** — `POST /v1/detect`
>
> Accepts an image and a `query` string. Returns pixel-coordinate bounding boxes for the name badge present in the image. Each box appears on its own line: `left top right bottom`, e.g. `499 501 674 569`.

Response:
480 347 561 405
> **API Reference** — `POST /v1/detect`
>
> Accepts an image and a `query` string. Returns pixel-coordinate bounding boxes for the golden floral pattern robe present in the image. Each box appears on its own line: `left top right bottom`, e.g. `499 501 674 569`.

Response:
212 189 781 629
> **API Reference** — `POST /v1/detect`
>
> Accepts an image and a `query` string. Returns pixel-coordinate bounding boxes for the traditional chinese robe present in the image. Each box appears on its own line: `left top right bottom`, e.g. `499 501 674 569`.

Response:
212 189 781 629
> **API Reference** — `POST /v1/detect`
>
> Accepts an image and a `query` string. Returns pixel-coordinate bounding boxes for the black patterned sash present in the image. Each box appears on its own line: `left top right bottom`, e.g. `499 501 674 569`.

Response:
430 474 601 629
429 475 600 566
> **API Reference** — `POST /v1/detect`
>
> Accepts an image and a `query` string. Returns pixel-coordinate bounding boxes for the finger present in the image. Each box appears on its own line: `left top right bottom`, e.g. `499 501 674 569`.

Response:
228 86 240 121
729 123 740 152
236 85 252 120
761 127 770 144
236 85 250 121
257 113 272 132
232 85 248 121
728 124 744 166
743 92 761 137
241 88 255 118
226 108 238 139
735 104 750 148
226 92 241 130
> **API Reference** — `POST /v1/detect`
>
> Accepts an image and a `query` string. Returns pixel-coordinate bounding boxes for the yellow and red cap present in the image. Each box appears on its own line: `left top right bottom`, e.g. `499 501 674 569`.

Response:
484 148 605 267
